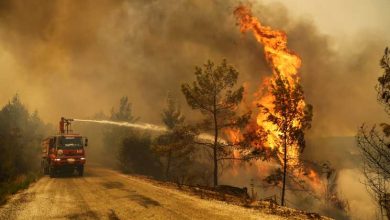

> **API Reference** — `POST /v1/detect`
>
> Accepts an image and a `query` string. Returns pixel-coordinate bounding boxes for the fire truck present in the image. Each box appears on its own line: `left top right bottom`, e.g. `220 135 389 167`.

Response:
41 117 88 177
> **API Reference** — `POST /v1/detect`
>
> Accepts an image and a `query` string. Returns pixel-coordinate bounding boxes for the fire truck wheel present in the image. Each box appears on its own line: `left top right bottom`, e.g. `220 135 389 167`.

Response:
78 166 84 177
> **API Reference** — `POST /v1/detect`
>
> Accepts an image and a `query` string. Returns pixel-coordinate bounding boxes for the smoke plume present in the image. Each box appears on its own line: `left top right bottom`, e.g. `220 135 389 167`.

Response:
0 0 388 218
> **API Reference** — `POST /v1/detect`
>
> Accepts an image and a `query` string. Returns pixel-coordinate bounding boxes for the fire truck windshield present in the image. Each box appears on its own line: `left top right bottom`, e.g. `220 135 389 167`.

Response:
58 136 83 149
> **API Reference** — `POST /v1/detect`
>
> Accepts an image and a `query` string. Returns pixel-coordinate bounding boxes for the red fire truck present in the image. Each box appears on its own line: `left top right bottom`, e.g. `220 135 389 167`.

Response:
41 117 88 177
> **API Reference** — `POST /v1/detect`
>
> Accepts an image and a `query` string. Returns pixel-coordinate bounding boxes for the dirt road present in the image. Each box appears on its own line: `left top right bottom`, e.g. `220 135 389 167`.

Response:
0 165 285 220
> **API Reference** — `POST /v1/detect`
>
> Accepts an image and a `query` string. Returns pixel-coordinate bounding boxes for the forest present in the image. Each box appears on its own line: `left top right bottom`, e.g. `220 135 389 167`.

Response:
0 47 388 219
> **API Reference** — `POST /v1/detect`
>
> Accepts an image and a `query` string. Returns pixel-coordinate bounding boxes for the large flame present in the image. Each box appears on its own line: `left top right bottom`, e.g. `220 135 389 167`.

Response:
234 5 304 167
231 5 322 193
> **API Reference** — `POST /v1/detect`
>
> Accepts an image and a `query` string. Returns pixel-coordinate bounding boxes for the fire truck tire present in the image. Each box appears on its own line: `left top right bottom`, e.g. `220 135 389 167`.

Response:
78 166 84 177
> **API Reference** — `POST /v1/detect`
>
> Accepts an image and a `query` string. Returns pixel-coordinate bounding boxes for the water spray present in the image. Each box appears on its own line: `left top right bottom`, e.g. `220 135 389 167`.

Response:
73 119 218 143
74 119 168 132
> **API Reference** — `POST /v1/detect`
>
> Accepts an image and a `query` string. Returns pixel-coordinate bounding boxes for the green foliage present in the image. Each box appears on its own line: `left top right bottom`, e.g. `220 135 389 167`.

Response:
181 59 249 186
103 96 138 167
119 132 163 178
181 59 244 118
110 96 138 122
0 94 49 203
153 126 196 180
103 96 163 178
161 93 185 130
0 95 49 182
153 94 195 181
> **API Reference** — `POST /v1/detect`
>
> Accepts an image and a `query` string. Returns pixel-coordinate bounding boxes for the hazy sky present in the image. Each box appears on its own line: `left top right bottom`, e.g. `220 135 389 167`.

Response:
262 0 390 38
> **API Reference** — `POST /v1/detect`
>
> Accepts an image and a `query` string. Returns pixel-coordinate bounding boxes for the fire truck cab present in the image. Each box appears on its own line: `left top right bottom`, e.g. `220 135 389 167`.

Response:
41 118 88 177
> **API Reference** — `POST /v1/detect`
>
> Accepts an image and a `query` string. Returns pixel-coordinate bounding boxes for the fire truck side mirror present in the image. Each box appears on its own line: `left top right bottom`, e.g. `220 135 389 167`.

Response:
85 138 88 147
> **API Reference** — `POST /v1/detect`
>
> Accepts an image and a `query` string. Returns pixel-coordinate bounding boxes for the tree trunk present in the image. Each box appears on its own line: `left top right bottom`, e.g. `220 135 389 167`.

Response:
213 97 219 187
281 130 287 206
165 149 172 180
213 114 218 187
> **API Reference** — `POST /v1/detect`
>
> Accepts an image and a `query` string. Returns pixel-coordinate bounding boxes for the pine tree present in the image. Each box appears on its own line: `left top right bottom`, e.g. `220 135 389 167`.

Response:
181 59 250 186
153 93 194 180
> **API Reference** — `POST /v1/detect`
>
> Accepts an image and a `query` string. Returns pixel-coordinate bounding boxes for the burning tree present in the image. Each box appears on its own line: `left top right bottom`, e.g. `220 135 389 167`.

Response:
260 75 313 206
234 5 313 206
357 47 390 219
181 59 250 186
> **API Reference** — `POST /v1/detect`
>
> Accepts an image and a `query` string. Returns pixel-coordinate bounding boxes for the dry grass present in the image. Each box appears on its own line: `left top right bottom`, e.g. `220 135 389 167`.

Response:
130 175 332 220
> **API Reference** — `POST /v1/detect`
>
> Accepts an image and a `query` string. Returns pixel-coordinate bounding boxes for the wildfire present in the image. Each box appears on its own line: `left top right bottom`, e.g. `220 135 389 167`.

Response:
306 169 322 189
233 5 305 167
227 5 322 194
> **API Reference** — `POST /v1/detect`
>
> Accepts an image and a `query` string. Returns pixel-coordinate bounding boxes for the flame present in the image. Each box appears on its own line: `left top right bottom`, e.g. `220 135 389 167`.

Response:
228 5 322 193
225 128 243 145
234 5 305 167
306 169 321 189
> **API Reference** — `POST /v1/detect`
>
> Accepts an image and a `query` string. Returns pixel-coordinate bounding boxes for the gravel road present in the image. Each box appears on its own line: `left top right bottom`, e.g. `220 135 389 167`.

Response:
0 165 285 220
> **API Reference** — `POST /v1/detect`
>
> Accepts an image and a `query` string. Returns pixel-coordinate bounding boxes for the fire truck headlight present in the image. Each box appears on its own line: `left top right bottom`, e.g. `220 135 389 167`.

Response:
80 157 85 160
54 158 61 161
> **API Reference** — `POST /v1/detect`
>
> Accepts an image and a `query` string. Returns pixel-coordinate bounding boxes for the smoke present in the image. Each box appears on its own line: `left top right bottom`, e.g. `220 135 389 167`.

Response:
0 0 388 218
0 0 267 124
0 0 386 135
337 169 378 219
